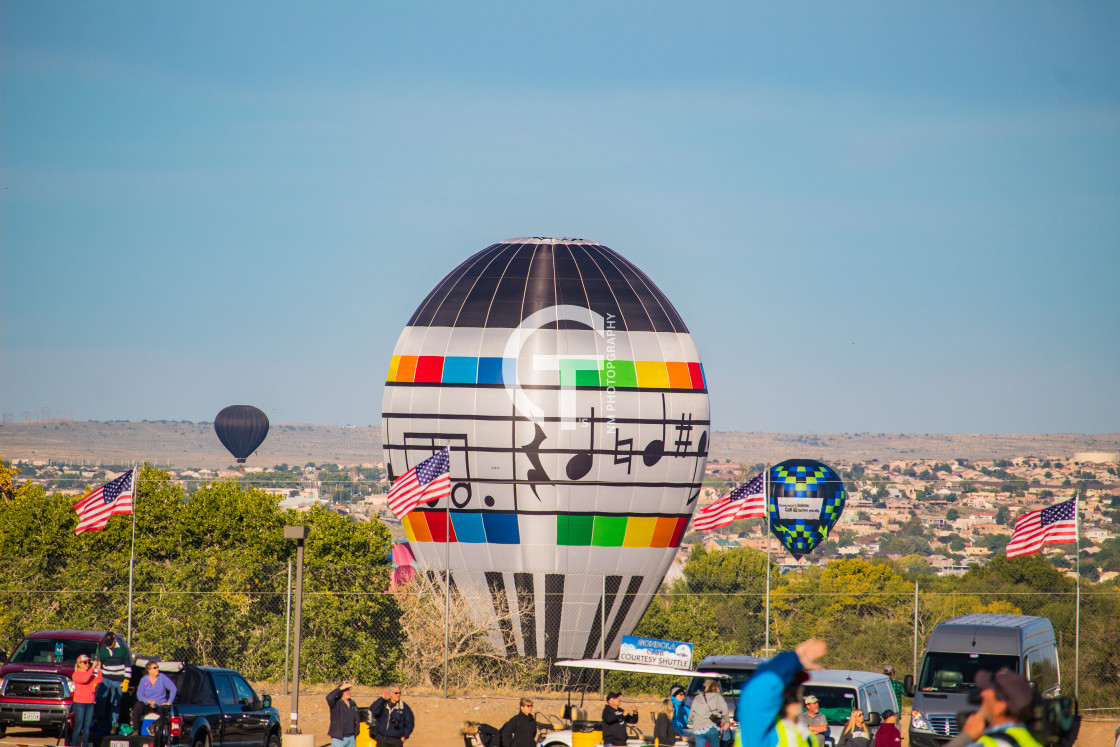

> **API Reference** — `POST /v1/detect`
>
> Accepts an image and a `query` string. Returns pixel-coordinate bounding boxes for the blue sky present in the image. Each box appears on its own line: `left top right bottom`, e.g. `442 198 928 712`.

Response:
2 1 1118 433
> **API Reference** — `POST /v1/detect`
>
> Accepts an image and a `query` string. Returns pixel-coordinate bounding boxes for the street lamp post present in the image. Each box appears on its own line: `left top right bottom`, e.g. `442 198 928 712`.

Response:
283 526 308 735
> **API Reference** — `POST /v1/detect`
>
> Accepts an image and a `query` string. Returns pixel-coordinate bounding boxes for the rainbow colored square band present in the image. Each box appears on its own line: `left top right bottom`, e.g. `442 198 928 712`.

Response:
401 511 689 548
386 355 705 391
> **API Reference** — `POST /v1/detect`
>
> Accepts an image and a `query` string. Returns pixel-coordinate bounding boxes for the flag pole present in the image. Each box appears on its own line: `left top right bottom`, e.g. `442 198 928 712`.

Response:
443 445 451 700
126 467 137 647
1074 491 1080 701
764 465 771 655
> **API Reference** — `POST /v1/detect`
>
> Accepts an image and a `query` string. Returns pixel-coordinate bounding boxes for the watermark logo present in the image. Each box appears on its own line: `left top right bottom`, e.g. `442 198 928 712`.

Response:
503 305 607 430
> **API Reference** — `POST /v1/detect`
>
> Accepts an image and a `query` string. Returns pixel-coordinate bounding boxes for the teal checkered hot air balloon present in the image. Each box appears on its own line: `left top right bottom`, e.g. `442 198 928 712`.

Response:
767 459 847 559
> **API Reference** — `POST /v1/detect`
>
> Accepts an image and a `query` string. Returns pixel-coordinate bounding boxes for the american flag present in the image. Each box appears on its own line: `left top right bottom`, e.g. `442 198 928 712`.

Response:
387 447 452 519
693 473 767 532
73 469 136 535
1005 496 1078 558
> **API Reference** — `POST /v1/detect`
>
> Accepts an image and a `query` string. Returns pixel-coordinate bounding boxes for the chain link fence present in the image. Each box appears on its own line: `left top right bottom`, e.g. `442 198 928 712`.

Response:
1 555 1117 712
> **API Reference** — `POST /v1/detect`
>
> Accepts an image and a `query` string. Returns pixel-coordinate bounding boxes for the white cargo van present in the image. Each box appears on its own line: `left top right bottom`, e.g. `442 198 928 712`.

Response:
905 614 1059 747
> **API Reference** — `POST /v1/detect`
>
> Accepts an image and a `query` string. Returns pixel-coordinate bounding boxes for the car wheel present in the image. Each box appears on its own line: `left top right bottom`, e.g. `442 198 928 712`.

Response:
0 725 6 739
268 731 281 747
194 732 212 747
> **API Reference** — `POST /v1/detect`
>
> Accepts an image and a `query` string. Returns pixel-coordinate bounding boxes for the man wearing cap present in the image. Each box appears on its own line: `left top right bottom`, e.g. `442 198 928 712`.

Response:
326 682 360 747
883 665 904 706
601 692 638 746
872 710 900 747
95 632 130 734
797 694 828 741
943 669 1042 747
669 684 690 738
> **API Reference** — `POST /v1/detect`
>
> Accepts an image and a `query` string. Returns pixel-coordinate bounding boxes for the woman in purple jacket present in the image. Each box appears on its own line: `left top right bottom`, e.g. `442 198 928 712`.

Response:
130 662 177 734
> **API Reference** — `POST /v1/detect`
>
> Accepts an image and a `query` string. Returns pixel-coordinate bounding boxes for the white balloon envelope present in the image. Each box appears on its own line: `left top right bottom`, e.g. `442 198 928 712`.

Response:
381 238 709 660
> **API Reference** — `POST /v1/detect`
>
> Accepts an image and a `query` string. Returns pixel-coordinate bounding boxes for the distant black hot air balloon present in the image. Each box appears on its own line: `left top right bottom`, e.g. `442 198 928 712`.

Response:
214 405 270 464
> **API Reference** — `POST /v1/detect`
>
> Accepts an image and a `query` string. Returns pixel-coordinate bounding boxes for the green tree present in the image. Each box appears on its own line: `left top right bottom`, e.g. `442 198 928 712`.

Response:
673 545 783 652
897 555 934 576
0 467 399 684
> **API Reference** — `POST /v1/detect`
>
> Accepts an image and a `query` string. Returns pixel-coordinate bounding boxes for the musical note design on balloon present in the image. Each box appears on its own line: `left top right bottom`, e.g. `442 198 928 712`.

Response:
565 408 596 481
673 413 694 455
521 423 550 500
686 430 708 505
613 430 635 474
642 394 668 467
642 394 705 469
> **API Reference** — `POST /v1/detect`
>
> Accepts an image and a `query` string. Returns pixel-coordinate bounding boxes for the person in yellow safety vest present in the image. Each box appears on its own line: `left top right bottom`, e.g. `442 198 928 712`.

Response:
776 717 816 747
942 669 1043 747
774 680 818 747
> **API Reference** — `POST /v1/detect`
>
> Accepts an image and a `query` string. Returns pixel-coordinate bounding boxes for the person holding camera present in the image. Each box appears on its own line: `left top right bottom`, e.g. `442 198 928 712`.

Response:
368 684 414 746
687 680 728 747
72 654 102 747
601 691 639 746
942 669 1043 747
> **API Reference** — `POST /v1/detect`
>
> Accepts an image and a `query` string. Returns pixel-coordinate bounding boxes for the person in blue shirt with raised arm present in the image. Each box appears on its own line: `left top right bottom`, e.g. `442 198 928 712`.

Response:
735 638 827 747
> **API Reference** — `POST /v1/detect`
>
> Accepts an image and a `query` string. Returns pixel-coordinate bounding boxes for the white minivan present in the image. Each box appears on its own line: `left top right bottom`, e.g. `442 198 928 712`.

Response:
803 669 899 744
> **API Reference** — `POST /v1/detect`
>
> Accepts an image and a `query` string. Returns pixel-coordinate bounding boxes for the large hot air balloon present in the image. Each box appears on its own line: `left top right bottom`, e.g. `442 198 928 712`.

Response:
382 238 709 660
214 405 270 464
767 458 847 559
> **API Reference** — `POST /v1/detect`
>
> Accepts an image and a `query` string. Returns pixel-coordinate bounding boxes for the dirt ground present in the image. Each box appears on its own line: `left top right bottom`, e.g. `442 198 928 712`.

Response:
265 685 1118 747
0 689 1113 747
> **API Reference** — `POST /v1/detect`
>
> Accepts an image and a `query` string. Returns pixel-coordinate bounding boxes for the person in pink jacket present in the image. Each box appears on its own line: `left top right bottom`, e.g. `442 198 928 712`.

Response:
72 654 102 747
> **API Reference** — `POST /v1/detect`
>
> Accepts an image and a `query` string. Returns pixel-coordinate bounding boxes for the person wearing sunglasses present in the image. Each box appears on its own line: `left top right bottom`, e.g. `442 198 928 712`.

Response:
368 685 414 746
72 655 102 747
128 662 177 736
838 709 872 747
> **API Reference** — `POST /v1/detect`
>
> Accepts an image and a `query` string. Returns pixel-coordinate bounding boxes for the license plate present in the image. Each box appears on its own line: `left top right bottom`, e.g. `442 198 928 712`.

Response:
111 740 129 747
22 711 41 722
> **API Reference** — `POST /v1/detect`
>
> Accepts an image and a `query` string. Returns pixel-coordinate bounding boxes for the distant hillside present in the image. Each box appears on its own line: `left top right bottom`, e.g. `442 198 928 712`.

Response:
0 421 382 469
707 431 1120 464
2 421 1118 468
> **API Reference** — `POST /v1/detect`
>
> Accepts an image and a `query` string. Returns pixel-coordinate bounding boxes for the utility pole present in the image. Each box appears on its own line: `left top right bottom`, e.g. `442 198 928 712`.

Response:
283 526 308 735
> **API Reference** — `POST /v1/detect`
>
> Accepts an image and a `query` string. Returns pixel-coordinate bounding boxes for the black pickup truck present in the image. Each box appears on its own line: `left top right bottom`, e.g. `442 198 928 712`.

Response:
106 661 280 747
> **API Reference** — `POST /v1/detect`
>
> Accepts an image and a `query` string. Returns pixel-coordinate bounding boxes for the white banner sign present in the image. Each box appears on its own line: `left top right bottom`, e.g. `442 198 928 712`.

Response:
777 496 822 520
619 635 693 669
